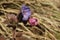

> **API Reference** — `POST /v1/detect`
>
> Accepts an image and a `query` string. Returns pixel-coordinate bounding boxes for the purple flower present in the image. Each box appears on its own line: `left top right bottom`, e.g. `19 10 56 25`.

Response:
21 4 31 21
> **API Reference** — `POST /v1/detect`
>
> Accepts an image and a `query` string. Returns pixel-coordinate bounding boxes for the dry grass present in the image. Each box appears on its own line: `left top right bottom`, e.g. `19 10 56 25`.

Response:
0 0 60 40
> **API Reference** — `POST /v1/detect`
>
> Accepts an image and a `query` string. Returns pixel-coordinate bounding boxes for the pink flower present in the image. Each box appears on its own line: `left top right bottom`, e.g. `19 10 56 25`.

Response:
29 17 38 26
